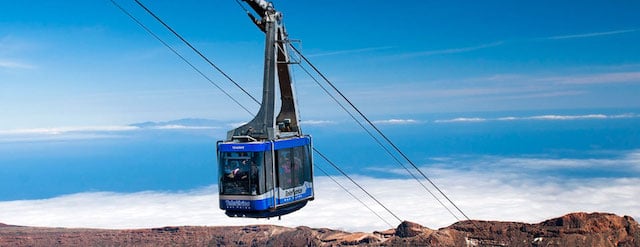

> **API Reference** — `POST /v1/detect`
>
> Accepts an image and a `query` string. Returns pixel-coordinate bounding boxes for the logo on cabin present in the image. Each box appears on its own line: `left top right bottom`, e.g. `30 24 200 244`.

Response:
225 200 251 208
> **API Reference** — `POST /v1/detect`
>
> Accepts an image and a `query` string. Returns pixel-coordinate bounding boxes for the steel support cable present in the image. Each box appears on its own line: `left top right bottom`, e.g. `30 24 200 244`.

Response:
314 148 403 223
289 44 473 223
108 0 253 116
292 62 401 226
233 0 250 14
315 164 395 228
132 0 261 105
112 0 403 225
294 62 461 222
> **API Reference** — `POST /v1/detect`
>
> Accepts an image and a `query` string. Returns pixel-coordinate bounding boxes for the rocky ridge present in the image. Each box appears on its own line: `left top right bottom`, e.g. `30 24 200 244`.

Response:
0 212 638 246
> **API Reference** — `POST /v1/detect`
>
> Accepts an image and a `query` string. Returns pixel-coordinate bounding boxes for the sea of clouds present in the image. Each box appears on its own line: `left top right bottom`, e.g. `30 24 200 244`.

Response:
1 114 638 232
1 153 638 232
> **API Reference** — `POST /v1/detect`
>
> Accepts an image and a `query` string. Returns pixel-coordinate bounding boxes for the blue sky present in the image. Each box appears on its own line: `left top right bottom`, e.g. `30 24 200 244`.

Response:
1 1 640 231
1 0 639 129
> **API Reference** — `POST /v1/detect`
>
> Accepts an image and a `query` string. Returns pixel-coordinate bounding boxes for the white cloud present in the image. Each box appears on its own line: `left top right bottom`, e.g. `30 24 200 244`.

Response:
434 117 486 123
485 152 639 171
0 60 35 69
0 126 141 143
383 150 640 178
0 122 228 142
543 72 640 85
545 29 639 40
300 120 337 126
400 41 505 58
0 189 222 229
0 126 139 136
1 155 638 232
521 113 637 121
151 125 218 130
0 126 141 142
527 114 608 120
0 37 36 70
435 113 639 123
494 90 587 100
372 119 419 125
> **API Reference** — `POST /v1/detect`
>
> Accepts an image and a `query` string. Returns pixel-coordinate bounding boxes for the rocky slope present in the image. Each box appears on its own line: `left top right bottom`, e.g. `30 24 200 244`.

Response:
0 212 638 246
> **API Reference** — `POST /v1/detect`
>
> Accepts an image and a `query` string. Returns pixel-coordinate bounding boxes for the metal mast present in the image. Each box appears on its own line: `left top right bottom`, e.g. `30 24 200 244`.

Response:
228 0 300 141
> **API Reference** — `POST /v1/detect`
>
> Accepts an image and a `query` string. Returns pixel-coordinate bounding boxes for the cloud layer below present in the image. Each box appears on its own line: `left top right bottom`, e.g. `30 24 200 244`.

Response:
1 158 638 232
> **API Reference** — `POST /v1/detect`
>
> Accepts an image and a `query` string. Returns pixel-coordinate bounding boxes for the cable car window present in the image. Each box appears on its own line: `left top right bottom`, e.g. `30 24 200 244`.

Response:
292 146 304 186
251 152 264 195
277 150 293 189
298 145 311 184
219 152 264 195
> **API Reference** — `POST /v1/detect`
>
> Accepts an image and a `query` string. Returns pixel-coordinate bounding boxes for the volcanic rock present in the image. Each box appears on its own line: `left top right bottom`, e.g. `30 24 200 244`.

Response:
0 212 638 246
395 220 432 237
382 212 640 247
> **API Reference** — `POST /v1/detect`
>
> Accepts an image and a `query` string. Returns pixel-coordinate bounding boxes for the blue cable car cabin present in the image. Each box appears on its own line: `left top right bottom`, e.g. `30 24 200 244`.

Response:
217 0 314 217
217 136 314 218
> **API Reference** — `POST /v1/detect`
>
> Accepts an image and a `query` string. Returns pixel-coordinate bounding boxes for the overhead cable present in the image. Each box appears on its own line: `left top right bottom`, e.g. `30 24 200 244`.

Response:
314 148 403 223
289 44 474 223
294 61 460 221
110 0 403 226
315 164 395 228
132 0 261 105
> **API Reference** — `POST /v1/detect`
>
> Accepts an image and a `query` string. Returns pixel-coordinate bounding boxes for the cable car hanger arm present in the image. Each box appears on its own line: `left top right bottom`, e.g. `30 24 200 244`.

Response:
229 0 300 141
242 0 275 32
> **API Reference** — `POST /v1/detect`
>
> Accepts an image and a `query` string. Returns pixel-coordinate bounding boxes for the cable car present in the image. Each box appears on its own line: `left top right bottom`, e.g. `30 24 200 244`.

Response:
218 135 314 218
217 0 314 218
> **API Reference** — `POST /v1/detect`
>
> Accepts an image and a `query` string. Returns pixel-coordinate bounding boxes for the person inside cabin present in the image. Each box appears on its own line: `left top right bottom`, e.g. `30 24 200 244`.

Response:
249 159 259 195
292 152 302 186
226 158 249 181
279 155 292 188
225 160 239 180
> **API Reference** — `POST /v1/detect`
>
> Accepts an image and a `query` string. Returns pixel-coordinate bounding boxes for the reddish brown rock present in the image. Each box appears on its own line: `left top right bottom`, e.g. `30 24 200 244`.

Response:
0 212 638 246
395 220 432 238
383 212 640 247
0 223 17 228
